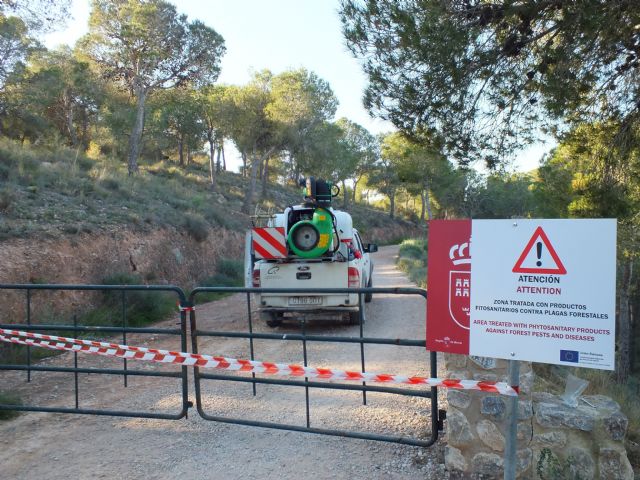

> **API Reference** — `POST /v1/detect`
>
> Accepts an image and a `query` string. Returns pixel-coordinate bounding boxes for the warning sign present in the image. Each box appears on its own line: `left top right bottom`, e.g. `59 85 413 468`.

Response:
512 226 567 274
469 219 616 370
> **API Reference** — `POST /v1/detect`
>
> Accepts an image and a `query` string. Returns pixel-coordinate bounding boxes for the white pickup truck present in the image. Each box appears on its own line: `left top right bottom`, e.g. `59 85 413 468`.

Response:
247 178 377 327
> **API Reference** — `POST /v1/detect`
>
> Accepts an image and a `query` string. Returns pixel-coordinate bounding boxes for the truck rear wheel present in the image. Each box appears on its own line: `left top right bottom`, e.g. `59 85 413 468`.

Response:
364 277 373 303
347 309 362 325
260 311 283 327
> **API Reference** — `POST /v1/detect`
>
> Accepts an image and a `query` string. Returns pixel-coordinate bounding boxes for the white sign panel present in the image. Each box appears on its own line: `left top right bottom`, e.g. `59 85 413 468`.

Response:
470 219 616 370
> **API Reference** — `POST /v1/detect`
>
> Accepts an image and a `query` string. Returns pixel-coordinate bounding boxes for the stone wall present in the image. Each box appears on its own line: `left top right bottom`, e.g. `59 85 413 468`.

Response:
443 353 634 479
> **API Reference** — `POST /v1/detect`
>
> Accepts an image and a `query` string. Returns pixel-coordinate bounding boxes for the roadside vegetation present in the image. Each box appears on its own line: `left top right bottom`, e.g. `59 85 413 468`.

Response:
396 239 427 288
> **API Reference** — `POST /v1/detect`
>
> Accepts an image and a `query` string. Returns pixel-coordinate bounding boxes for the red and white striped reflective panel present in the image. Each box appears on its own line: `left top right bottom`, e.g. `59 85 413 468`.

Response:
252 227 287 259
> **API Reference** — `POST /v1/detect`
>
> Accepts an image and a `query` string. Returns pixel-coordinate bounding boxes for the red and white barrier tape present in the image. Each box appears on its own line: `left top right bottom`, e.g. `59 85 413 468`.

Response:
0 328 518 396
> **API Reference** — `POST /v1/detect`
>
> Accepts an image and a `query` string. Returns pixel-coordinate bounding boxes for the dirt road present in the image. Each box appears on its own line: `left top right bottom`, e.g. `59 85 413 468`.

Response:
0 245 448 479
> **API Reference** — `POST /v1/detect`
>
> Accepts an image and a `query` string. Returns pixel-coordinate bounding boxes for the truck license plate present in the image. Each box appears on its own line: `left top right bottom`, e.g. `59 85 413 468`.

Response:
289 296 322 306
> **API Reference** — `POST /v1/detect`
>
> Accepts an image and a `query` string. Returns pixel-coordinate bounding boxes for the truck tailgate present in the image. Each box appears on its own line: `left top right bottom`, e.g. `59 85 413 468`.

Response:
260 261 348 289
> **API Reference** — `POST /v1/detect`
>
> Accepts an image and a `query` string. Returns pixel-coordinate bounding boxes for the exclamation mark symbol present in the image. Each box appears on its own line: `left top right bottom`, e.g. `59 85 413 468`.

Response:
536 241 542 267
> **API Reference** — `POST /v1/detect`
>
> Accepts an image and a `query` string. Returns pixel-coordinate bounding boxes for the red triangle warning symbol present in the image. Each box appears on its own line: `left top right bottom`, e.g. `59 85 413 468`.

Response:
512 226 567 275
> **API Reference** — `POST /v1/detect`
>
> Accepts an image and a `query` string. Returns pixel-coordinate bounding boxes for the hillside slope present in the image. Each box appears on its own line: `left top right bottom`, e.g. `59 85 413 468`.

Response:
0 142 420 290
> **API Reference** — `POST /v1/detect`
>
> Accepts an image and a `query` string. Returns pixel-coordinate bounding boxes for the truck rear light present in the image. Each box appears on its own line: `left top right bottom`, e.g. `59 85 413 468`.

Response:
252 269 260 288
348 267 360 288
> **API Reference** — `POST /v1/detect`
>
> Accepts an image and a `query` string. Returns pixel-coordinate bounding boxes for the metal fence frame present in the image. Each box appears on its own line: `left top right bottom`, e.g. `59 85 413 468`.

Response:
0 284 445 446
189 286 442 447
0 284 191 420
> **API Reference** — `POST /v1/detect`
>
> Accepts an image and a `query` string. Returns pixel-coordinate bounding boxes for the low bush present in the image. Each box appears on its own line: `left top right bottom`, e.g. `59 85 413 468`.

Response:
0 392 22 421
183 213 209 242
196 258 244 303
397 238 427 287
93 272 177 328
398 238 427 260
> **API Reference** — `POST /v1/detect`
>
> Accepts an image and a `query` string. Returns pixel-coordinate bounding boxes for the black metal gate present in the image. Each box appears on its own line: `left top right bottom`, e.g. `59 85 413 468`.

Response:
0 284 190 420
0 284 443 446
188 286 442 447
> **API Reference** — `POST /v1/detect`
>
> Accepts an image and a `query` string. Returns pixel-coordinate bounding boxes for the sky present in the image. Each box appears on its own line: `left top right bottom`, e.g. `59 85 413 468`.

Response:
44 0 552 173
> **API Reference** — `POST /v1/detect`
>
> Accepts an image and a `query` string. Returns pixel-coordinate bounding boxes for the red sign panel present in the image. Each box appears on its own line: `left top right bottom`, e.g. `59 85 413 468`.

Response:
426 220 471 354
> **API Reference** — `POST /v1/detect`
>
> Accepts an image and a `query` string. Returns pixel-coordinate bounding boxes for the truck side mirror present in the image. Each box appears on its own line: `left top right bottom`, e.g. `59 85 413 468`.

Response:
365 244 378 253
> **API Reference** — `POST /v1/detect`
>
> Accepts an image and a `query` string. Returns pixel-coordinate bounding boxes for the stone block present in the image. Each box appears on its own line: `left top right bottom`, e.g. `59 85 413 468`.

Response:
532 431 567 448
472 372 498 382
447 408 475 447
469 355 497 370
481 396 506 419
448 370 471 380
448 390 472 409
535 402 596 431
532 392 558 404
566 446 595 480
444 353 468 370
517 400 533 420
472 452 503 479
445 445 468 473
603 412 628 441
582 395 620 413
519 371 535 394
517 448 533 476
517 422 532 442
598 447 634 480
477 419 505 452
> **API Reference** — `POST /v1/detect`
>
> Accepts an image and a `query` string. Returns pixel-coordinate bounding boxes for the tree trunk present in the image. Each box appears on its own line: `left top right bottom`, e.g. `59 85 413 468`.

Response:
242 147 260 214
424 178 433 221
207 133 217 191
294 163 300 185
243 147 275 214
241 152 247 177
352 178 359 204
64 90 79 148
342 180 348 209
178 134 184 166
389 188 396 219
81 107 89 150
221 144 226 171
216 143 222 173
616 261 633 383
261 156 270 197
127 85 146 175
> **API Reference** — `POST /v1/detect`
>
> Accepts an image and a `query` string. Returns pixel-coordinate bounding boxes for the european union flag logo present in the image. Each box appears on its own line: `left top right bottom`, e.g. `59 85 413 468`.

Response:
560 350 579 363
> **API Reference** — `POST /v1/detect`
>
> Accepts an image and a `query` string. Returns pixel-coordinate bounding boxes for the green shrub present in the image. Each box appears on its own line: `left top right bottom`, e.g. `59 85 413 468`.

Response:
0 189 14 212
397 238 428 287
96 272 176 327
183 213 209 242
196 258 244 303
0 392 22 421
398 238 427 260
215 258 244 283
99 177 120 191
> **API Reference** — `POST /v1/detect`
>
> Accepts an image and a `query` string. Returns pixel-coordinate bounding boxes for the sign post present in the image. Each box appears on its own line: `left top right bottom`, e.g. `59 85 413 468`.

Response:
504 360 520 480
